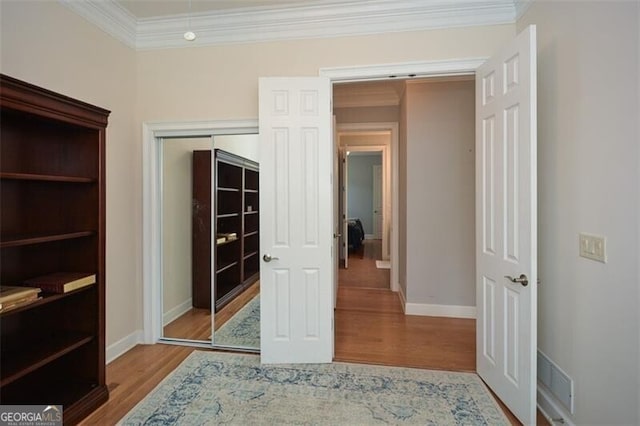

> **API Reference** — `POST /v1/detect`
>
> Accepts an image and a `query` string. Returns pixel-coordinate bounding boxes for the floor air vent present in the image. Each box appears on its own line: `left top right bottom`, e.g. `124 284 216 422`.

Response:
537 350 574 414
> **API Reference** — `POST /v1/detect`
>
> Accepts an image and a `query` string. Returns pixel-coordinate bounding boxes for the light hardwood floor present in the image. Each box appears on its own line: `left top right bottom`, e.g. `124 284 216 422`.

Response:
339 239 390 289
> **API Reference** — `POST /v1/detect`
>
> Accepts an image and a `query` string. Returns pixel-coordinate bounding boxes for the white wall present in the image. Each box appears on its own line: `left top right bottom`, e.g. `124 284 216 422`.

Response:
404 80 476 307
0 0 515 350
0 1 140 348
518 2 639 424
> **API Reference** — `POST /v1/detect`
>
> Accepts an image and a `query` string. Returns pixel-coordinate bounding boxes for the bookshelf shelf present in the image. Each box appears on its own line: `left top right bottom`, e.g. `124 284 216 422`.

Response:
216 261 239 274
1 333 94 387
217 213 240 219
0 231 95 249
0 172 96 183
0 74 109 424
0 284 94 318
243 251 258 260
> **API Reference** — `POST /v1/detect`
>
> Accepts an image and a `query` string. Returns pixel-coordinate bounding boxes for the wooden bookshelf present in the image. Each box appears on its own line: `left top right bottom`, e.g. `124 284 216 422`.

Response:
192 149 259 311
0 74 109 424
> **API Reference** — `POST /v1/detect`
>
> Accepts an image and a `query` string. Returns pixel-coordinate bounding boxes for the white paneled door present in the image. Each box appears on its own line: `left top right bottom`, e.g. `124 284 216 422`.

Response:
476 25 537 424
259 77 333 364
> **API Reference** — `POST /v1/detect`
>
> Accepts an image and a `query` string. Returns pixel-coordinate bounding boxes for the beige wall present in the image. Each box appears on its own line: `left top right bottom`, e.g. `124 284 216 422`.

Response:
519 2 639 424
335 106 399 124
405 80 475 306
162 138 212 317
0 1 140 349
137 25 514 122
0 0 515 352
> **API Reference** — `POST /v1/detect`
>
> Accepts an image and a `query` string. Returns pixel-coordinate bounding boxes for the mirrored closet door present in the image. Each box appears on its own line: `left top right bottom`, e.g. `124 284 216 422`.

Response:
160 134 260 351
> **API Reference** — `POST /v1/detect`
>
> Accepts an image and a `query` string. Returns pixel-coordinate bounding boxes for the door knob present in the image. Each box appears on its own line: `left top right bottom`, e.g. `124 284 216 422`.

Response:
263 254 279 263
505 274 529 287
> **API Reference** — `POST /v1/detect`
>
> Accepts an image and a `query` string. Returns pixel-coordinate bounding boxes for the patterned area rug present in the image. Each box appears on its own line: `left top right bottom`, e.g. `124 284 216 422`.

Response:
119 351 509 425
214 296 259 348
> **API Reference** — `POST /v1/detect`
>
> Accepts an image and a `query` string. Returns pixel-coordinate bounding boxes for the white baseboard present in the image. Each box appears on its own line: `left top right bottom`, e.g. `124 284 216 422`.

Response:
397 285 407 313
106 330 144 364
364 234 375 240
404 302 476 319
537 384 576 426
163 298 193 326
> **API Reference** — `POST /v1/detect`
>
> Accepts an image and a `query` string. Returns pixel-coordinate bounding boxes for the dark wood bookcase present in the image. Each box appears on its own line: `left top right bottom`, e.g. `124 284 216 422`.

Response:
191 150 212 309
192 149 259 311
0 75 109 424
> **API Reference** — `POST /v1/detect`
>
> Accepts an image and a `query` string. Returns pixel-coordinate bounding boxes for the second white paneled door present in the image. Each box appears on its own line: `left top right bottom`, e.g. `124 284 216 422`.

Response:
475 25 538 425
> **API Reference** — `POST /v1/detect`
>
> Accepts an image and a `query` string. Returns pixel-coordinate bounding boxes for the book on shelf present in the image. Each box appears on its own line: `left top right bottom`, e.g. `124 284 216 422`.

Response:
216 237 227 244
217 233 237 242
24 272 96 294
0 286 41 313
0 295 42 313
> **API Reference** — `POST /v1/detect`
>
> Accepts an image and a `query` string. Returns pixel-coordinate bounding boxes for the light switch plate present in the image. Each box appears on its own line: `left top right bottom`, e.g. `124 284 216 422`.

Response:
579 233 606 263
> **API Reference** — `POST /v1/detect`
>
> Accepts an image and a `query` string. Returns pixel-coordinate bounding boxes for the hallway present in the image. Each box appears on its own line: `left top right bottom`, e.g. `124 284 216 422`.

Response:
334 286 476 372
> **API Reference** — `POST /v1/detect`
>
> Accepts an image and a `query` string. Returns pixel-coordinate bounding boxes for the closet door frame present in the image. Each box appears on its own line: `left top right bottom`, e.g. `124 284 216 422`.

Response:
141 120 258 349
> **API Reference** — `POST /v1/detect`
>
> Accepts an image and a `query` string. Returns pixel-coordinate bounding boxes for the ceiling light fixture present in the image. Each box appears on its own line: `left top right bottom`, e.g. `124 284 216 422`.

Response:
183 0 196 41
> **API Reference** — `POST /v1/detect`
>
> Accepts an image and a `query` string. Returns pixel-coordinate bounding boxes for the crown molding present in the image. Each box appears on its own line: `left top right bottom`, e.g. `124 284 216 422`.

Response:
60 0 520 51
59 0 137 49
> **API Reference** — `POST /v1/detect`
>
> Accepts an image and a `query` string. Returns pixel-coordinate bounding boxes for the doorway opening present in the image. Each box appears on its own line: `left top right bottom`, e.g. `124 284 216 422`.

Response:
332 76 478 373
340 143 389 291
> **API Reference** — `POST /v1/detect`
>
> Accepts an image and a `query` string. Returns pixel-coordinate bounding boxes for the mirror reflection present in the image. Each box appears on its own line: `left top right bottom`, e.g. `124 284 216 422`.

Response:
161 135 260 350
